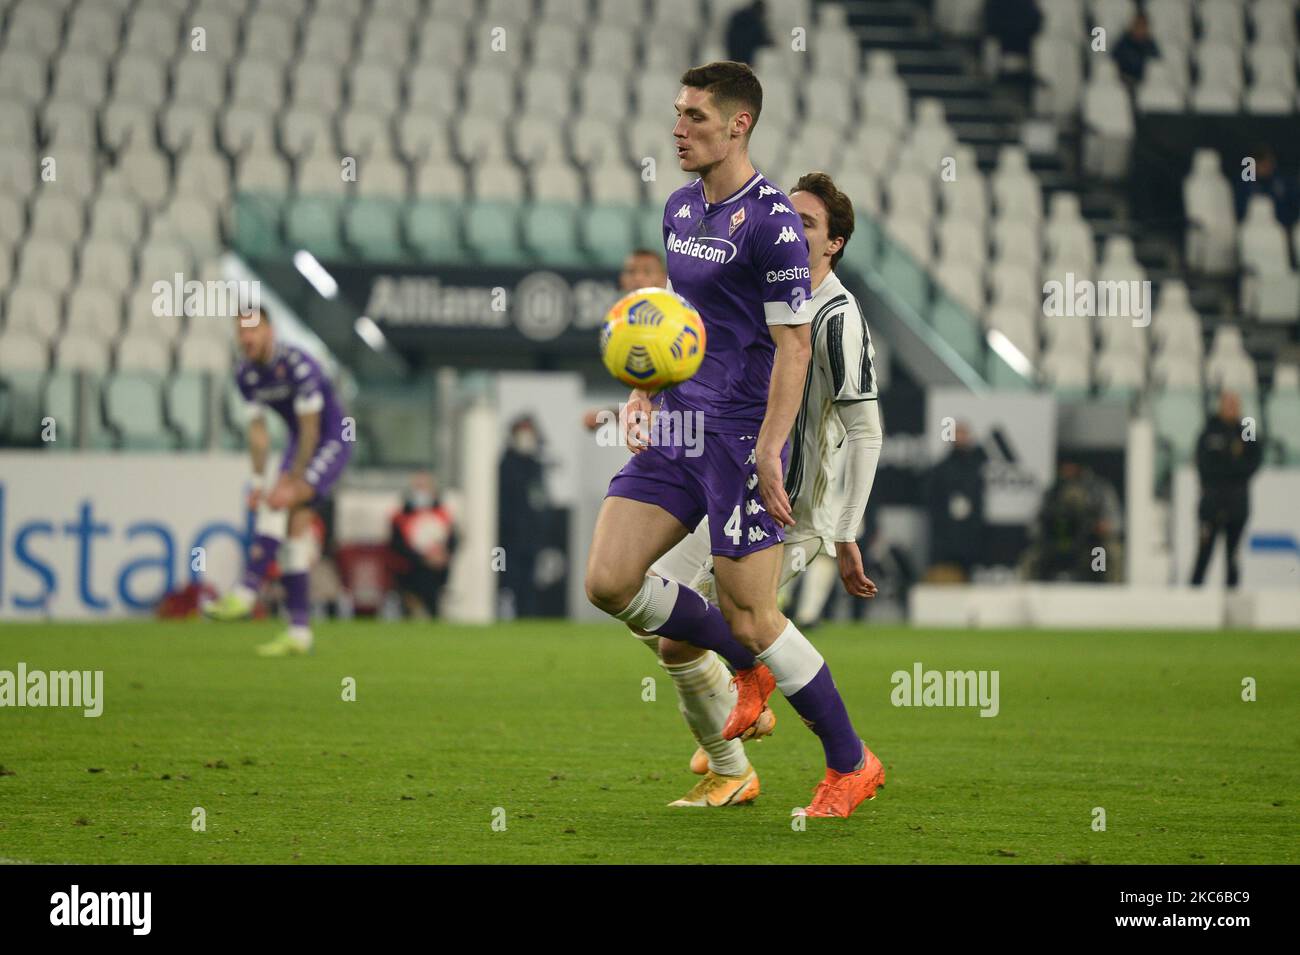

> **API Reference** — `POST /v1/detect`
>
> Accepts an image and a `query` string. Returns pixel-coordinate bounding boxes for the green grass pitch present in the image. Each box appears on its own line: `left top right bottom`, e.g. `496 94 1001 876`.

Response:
1 620 1297 864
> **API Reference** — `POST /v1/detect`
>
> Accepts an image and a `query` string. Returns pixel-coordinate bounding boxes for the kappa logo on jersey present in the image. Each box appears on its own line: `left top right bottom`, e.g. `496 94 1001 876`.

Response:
728 206 745 236
769 202 792 215
745 448 756 465
746 473 758 490
757 184 778 198
745 498 765 515
674 204 691 219
774 225 800 245
747 526 769 543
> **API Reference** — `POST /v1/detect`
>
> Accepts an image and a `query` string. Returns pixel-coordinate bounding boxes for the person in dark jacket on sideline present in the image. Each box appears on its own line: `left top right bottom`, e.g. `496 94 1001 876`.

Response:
1190 391 1263 588
926 420 987 580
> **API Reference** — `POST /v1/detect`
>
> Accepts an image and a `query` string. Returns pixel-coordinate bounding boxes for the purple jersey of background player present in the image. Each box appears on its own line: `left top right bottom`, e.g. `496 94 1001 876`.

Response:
660 171 812 434
235 341 346 449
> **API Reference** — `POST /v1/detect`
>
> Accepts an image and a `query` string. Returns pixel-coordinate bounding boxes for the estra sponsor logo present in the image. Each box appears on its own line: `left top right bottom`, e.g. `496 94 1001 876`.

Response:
765 266 810 283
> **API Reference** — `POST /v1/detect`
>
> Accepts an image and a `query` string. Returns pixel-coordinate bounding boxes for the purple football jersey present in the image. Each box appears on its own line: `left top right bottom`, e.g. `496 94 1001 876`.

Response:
235 341 346 447
660 171 812 434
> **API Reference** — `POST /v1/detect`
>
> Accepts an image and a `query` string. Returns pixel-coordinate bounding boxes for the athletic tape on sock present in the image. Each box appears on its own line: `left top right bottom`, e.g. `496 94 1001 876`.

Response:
757 620 825 696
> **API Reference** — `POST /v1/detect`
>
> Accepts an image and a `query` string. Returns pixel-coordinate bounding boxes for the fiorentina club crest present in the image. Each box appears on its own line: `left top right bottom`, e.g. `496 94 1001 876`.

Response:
729 207 745 236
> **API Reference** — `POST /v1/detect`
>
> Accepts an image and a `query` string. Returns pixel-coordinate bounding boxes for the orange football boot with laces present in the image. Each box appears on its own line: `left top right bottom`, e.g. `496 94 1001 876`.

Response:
721 664 777 741
690 705 776 773
796 744 886 818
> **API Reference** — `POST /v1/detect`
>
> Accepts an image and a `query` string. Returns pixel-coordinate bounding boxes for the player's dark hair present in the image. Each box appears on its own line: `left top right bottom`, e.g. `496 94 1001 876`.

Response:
791 171 855 269
679 61 762 136
628 248 664 261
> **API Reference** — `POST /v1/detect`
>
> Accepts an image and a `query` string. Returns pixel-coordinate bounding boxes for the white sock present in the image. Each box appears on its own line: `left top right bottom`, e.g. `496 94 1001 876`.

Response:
630 629 661 656
663 652 748 776
756 619 824 696
614 575 680 632
287 625 312 649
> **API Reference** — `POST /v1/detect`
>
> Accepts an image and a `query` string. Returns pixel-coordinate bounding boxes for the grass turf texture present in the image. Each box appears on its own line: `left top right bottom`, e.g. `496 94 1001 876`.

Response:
0 621 1297 865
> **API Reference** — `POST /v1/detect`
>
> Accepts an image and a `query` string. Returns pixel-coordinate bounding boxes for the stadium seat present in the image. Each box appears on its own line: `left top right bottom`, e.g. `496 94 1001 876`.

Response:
860 52 910 133
523 202 585 267
1183 149 1237 275
106 373 176 450
1264 364 1300 463
79 238 135 295
1238 195 1300 322
65 284 123 341
1040 347 1092 394
44 369 111 450
285 197 346 261
1136 59 1186 112
0 364 48 444
1153 388 1205 475
935 0 984 36
588 163 642 205
580 205 635 268
984 303 1040 362
5 285 63 344
405 199 465 263
177 331 234 374
345 200 406 262
116 334 173 374
1082 59 1133 180
1033 34 1084 117
1147 0 1193 51
464 200 525 265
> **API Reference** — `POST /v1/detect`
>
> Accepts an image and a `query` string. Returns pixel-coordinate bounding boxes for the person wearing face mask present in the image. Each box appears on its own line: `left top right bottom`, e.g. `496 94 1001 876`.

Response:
498 416 550 618
389 472 457 618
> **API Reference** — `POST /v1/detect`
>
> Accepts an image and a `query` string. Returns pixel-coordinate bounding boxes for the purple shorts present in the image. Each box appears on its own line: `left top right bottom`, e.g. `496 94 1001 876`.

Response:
607 430 789 559
280 436 352 499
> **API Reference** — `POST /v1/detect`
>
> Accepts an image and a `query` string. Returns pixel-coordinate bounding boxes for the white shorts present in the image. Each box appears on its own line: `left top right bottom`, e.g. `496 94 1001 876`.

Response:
651 518 827 604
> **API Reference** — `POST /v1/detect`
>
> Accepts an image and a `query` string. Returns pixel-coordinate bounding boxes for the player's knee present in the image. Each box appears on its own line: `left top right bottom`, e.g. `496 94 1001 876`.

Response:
584 566 638 615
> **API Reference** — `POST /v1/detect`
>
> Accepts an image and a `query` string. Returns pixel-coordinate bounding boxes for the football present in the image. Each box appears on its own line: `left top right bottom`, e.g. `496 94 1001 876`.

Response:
598 287 706 390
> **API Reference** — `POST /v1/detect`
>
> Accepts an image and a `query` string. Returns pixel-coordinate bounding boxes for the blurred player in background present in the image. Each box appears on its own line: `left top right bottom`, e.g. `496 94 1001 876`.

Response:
585 62 885 818
637 171 884 807
205 307 352 656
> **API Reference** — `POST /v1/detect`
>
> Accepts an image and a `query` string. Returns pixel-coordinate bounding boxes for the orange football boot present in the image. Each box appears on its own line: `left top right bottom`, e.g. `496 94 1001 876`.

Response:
797 744 886 818
690 706 777 773
721 664 777 741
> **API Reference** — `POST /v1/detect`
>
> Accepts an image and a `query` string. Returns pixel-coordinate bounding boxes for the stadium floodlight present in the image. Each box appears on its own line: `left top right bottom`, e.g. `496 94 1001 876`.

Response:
293 250 338 300
986 328 1034 379
354 315 388 351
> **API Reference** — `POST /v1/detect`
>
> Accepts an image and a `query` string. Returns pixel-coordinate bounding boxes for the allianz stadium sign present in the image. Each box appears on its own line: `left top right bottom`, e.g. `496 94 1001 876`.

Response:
334 264 620 349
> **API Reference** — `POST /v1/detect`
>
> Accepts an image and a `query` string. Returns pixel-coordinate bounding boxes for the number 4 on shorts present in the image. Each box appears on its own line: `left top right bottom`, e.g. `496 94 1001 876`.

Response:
725 505 742 545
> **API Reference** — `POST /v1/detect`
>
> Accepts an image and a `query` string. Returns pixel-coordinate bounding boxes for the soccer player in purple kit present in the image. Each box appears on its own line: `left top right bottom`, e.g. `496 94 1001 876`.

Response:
584 62 885 817
204 306 352 657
